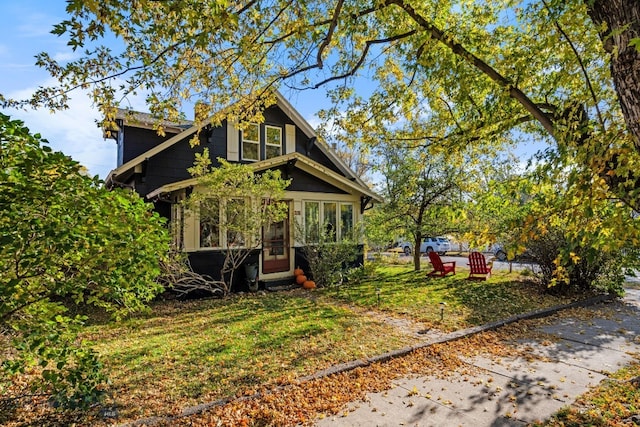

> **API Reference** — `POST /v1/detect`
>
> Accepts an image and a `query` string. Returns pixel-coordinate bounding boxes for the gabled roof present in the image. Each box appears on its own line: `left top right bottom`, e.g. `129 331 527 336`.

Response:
115 109 193 133
145 152 382 203
105 92 366 189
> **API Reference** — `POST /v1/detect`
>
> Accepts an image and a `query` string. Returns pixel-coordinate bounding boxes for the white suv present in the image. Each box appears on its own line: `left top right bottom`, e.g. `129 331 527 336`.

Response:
389 240 413 255
420 237 450 255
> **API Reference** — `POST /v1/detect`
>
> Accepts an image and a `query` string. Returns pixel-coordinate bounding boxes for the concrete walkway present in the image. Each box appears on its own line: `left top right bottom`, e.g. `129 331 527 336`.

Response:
315 289 640 427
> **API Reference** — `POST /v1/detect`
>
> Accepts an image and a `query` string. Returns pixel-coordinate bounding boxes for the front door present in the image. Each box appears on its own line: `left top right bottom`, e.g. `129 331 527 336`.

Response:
262 206 290 274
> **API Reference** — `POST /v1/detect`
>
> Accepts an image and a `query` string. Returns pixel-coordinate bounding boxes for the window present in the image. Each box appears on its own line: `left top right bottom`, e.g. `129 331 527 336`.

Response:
265 125 282 159
324 202 337 242
340 204 353 240
198 197 252 249
199 199 220 248
226 198 246 246
241 123 260 161
304 201 320 243
304 201 354 243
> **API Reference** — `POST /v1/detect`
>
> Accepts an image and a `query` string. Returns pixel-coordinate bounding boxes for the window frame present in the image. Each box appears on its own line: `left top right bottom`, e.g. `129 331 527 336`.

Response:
264 125 282 159
303 200 355 244
241 123 260 161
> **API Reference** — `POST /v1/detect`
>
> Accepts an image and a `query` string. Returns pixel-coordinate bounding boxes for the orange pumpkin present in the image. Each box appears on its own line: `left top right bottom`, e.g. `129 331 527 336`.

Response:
303 280 316 289
294 267 304 277
295 275 307 285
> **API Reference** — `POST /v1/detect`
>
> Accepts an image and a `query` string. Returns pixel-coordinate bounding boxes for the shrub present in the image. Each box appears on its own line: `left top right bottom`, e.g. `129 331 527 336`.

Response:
300 226 361 288
0 114 170 409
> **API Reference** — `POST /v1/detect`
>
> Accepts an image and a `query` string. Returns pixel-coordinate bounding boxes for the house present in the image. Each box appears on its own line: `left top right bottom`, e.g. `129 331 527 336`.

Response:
104 92 382 290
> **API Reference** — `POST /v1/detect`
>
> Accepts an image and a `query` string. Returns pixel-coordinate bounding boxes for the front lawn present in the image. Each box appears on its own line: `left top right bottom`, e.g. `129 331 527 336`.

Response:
83 292 415 420
321 265 573 331
3 264 579 425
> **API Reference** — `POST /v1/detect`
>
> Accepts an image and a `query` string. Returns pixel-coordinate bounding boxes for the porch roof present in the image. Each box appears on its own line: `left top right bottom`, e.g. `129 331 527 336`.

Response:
145 152 382 203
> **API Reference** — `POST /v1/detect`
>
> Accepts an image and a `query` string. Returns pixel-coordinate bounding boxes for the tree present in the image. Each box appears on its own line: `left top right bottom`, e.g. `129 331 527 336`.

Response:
2 1 640 271
586 0 640 146
376 143 466 270
184 150 290 292
468 154 640 294
2 1 631 142
0 114 170 408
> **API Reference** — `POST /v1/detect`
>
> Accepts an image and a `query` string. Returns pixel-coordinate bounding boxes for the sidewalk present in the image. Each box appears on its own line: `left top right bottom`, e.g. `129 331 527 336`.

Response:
315 289 640 427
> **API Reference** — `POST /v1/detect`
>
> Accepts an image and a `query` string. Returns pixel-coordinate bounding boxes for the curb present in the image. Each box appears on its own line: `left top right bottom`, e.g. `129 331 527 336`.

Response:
119 293 616 426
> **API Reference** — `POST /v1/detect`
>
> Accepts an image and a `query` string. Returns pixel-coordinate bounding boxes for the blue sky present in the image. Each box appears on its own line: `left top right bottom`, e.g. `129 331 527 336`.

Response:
0 1 114 178
0 1 332 179
1 1 543 180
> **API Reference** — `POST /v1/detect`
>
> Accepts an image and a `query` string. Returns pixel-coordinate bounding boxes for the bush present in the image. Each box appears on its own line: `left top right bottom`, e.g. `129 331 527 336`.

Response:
301 227 361 288
0 114 170 409
523 228 626 296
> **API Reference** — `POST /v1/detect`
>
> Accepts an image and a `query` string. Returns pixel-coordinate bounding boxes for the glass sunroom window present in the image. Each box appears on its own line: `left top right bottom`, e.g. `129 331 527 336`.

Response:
304 201 320 243
226 198 247 246
199 200 220 248
323 202 337 241
340 204 353 240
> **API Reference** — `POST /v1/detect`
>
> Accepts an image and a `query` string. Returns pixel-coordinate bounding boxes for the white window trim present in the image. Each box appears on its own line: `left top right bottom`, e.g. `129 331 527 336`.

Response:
303 200 354 243
197 197 254 250
265 125 282 159
241 123 260 162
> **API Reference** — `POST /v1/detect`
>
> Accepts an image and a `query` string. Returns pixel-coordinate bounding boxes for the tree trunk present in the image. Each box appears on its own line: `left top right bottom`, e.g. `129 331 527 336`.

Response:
586 0 640 146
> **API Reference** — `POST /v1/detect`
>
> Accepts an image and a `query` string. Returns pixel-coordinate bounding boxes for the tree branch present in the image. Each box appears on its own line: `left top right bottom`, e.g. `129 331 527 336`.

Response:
312 30 417 88
542 0 605 130
316 0 345 69
387 0 557 139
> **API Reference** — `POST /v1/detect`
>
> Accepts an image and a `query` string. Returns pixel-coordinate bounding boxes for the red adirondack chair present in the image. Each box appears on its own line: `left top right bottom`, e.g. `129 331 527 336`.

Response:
467 251 493 280
427 251 456 277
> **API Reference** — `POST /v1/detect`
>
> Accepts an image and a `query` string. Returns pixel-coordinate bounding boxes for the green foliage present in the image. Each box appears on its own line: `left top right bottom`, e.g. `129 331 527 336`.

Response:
300 225 361 289
184 151 290 291
374 144 467 271
473 162 640 295
0 113 170 408
523 226 628 296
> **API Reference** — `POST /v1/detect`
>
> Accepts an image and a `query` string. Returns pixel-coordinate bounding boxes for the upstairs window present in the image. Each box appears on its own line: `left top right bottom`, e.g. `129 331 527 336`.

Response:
265 125 282 159
241 123 260 161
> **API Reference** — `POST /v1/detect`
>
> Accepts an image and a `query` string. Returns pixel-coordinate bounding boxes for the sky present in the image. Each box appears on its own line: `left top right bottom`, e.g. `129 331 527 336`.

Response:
0 1 543 180
0 0 332 180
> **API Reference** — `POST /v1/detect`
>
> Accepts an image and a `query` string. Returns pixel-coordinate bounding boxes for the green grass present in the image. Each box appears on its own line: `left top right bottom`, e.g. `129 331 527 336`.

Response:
322 265 572 331
78 263 575 420
83 291 416 417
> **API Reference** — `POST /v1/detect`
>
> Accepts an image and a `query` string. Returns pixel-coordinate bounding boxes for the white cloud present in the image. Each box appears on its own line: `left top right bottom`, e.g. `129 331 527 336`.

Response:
16 12 59 38
8 79 116 179
52 51 80 62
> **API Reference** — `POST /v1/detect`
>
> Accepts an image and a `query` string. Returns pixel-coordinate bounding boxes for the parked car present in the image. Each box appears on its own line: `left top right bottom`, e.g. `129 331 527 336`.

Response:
388 240 413 255
490 243 508 261
490 243 533 262
420 237 450 255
